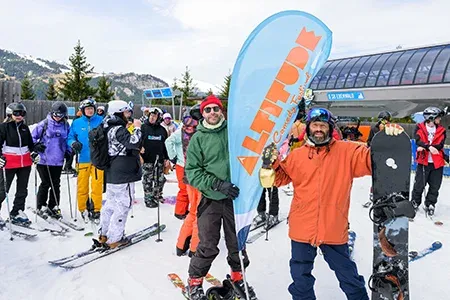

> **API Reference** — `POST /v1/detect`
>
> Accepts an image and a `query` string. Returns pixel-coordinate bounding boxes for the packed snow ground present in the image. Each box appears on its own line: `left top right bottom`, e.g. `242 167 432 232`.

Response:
0 170 449 300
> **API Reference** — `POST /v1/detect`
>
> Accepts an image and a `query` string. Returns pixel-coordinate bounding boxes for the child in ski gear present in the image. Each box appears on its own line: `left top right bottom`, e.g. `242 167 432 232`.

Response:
0 103 34 224
161 112 178 136
252 186 279 229
185 95 256 300
175 113 201 256
67 98 104 222
140 107 169 208
411 107 446 216
267 107 404 300
367 110 391 147
31 102 71 219
98 100 142 249
164 117 190 219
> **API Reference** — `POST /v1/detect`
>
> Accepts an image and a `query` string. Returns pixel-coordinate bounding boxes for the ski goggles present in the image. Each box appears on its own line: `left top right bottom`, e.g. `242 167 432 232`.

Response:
204 106 221 113
306 108 332 123
52 112 65 118
12 110 26 117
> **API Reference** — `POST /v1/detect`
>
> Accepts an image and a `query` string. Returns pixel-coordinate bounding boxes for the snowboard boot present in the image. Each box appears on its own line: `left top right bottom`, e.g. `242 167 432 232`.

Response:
424 205 435 217
187 277 207 300
252 212 266 227
11 210 31 226
206 280 235 300
265 214 279 230
229 271 257 300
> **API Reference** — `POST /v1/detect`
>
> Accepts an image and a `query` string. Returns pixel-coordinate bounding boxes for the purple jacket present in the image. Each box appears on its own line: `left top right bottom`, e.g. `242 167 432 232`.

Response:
32 114 71 166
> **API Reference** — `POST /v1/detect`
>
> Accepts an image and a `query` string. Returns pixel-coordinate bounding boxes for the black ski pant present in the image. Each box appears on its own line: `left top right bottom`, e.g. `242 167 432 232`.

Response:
411 163 444 207
0 166 32 217
37 165 63 210
257 186 279 216
188 197 250 278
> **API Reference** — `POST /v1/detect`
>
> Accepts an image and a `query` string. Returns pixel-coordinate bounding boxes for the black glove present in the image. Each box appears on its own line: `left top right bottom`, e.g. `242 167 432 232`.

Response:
34 143 46 153
72 141 82 153
0 155 6 168
170 156 177 165
64 151 72 160
31 152 40 164
212 180 240 200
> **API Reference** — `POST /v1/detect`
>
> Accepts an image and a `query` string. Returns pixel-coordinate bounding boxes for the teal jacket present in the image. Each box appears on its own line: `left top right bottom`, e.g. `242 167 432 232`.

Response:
67 114 103 163
185 120 230 200
165 129 185 167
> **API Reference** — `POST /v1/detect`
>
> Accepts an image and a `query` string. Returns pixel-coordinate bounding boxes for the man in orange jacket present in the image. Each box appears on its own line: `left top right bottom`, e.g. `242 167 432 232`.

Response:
267 107 403 300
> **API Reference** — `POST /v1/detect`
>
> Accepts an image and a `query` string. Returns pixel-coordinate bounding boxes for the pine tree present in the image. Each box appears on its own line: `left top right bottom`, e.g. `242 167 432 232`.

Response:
180 66 197 100
45 78 58 100
21 75 35 100
96 75 115 102
59 40 97 102
219 74 231 99
171 77 179 91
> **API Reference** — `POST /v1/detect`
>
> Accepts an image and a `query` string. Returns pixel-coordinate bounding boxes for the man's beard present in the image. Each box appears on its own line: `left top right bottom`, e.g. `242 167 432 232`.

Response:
205 114 221 125
309 131 330 145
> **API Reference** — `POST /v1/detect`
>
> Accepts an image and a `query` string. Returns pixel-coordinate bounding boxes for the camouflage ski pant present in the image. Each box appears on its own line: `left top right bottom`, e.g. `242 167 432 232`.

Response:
142 161 166 201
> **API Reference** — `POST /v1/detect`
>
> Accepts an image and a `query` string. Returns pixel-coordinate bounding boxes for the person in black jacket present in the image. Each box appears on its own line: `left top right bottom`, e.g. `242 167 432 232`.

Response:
367 110 392 147
97 100 142 249
0 102 39 225
140 107 169 208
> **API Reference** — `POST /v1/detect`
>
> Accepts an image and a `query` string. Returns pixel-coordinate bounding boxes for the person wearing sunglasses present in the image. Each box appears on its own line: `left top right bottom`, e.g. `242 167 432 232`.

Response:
96 106 106 118
0 102 35 226
67 98 104 223
411 107 446 216
185 95 257 300
31 102 71 219
263 107 404 300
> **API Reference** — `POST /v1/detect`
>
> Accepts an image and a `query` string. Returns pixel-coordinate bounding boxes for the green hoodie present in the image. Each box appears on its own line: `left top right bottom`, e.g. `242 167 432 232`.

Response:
185 119 230 200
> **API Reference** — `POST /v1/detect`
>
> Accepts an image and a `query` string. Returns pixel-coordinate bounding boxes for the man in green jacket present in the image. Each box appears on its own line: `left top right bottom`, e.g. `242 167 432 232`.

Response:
185 95 257 300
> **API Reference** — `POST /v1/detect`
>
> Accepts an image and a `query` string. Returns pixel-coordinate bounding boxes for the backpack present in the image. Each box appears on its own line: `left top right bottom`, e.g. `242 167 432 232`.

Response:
89 126 112 170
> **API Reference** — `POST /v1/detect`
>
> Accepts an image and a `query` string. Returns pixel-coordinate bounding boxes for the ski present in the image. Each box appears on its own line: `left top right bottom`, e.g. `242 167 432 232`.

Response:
409 241 442 262
246 217 286 244
57 224 166 269
54 217 85 231
27 207 69 235
0 223 38 240
205 273 222 287
167 273 189 299
49 223 160 266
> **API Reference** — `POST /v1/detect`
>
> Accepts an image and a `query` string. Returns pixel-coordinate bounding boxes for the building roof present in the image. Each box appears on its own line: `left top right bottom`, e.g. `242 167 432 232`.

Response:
310 43 450 90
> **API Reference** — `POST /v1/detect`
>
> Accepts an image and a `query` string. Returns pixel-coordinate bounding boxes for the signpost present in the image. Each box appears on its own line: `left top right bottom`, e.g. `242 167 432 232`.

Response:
142 87 175 117
327 91 365 101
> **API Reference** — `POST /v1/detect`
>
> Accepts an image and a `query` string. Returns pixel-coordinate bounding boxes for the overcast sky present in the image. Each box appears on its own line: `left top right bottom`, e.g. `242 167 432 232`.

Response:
1 0 449 86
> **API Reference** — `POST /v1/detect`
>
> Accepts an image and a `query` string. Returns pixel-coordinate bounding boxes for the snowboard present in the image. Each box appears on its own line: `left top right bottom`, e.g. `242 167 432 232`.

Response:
368 130 415 300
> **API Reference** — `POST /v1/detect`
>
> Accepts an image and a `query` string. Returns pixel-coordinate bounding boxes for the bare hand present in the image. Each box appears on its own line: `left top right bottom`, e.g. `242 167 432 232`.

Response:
429 146 439 155
140 148 145 154
384 124 404 136
164 159 170 167
417 146 425 152
133 119 142 128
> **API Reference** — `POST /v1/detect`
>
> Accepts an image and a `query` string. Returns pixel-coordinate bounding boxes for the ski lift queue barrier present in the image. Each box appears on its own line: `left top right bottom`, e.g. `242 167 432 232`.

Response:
411 139 450 177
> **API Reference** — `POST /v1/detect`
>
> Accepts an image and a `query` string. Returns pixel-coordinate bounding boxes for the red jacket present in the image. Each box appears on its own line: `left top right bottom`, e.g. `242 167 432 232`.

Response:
414 123 446 168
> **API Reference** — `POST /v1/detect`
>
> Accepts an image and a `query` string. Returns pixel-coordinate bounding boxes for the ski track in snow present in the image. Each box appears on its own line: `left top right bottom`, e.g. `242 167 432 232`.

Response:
1 172 449 299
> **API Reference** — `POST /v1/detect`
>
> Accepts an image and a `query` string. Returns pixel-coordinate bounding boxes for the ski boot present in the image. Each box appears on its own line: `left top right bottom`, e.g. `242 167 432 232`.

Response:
424 205 435 217
37 206 50 219
228 272 257 300
0 216 5 228
89 211 101 224
252 212 266 228
49 206 62 219
144 194 158 208
187 277 207 300
411 200 420 212
105 236 130 250
11 210 31 226
206 280 235 300
265 214 279 230
81 210 90 223
91 234 108 249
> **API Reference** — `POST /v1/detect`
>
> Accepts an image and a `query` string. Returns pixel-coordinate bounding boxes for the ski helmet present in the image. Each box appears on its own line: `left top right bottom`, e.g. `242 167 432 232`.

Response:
107 100 132 115
305 107 335 146
7 102 27 117
148 107 163 123
79 98 97 115
377 111 392 121
423 107 443 122
97 105 106 116
189 104 202 121
51 101 68 118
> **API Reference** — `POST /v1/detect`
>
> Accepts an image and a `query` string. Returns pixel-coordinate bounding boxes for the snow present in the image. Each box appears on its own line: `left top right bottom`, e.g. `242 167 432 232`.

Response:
1 171 449 299
15 52 54 71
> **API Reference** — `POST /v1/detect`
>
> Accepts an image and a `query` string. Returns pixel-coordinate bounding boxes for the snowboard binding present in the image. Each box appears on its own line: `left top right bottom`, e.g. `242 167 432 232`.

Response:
206 279 235 300
369 259 407 300
369 192 416 225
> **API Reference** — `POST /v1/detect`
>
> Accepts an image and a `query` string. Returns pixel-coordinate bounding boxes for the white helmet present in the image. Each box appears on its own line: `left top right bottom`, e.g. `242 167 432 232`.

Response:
163 112 172 120
107 100 132 115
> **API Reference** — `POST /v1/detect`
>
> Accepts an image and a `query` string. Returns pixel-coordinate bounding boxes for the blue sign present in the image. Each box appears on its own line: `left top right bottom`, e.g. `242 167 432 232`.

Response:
327 91 365 101
67 107 76 117
143 87 173 99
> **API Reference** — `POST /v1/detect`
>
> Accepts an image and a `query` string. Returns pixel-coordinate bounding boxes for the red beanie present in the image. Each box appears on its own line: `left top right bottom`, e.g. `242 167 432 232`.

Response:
200 95 223 113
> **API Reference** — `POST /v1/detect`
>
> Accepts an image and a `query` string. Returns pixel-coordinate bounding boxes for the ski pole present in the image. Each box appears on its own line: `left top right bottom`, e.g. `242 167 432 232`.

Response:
34 164 38 223
2 167 13 241
74 153 79 222
45 154 60 218
66 172 73 219
155 155 162 243
238 250 251 300
265 187 272 241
